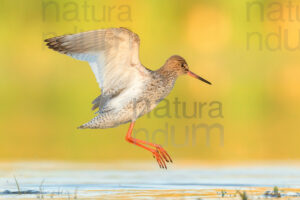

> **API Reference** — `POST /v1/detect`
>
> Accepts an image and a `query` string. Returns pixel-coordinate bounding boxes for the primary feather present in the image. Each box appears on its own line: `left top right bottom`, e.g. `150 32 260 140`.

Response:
45 28 150 112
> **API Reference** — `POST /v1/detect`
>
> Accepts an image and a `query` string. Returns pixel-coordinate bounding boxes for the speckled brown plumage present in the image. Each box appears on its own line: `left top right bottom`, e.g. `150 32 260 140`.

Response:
78 55 188 129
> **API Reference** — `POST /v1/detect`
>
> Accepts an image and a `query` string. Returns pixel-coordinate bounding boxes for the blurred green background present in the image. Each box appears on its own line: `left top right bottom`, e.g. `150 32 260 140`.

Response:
0 0 299 162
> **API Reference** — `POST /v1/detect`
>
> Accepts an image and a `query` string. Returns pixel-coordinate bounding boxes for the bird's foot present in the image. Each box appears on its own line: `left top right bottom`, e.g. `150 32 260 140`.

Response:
155 145 173 163
152 149 167 169
151 145 172 169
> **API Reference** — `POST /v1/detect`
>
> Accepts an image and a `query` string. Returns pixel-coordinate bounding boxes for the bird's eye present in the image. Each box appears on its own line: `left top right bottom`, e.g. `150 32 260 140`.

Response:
181 63 188 71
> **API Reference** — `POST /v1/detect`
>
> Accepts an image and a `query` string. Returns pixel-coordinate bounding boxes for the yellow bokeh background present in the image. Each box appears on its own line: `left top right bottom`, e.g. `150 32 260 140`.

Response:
0 0 299 162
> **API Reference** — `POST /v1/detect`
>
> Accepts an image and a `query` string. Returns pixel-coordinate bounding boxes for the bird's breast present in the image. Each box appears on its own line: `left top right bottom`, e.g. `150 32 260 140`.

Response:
137 76 175 113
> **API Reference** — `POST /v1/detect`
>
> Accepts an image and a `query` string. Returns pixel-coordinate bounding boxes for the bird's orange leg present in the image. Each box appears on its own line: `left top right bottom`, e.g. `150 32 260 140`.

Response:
126 122 172 163
125 122 171 169
130 137 172 163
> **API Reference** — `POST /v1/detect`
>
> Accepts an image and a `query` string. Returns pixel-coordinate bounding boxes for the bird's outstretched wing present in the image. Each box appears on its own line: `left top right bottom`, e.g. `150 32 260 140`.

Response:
45 28 150 112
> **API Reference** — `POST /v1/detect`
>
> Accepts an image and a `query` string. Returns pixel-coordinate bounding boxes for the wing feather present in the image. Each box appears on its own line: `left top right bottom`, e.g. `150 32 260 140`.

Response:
45 28 150 112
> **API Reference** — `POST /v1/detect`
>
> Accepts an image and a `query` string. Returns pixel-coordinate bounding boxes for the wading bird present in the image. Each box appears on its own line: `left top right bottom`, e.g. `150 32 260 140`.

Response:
45 28 211 169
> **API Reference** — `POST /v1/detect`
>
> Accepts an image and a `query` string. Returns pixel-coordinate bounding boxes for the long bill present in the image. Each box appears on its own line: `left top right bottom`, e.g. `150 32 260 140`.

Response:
187 71 212 85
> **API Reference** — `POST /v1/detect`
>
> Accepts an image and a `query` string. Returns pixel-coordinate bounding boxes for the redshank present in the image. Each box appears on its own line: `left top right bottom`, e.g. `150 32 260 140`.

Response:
45 28 211 169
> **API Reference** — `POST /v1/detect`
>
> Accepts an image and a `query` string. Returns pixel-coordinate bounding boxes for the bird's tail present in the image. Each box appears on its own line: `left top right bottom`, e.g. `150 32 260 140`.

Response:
77 113 120 129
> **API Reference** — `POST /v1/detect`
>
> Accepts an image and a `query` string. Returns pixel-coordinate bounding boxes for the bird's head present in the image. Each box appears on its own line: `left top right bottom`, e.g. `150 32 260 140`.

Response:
165 55 211 85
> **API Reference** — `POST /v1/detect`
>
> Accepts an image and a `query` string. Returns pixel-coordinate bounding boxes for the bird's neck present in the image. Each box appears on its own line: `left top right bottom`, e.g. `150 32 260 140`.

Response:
156 65 178 81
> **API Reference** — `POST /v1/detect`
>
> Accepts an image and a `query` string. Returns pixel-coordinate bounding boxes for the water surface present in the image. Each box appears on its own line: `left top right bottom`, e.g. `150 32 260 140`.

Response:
0 162 300 199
